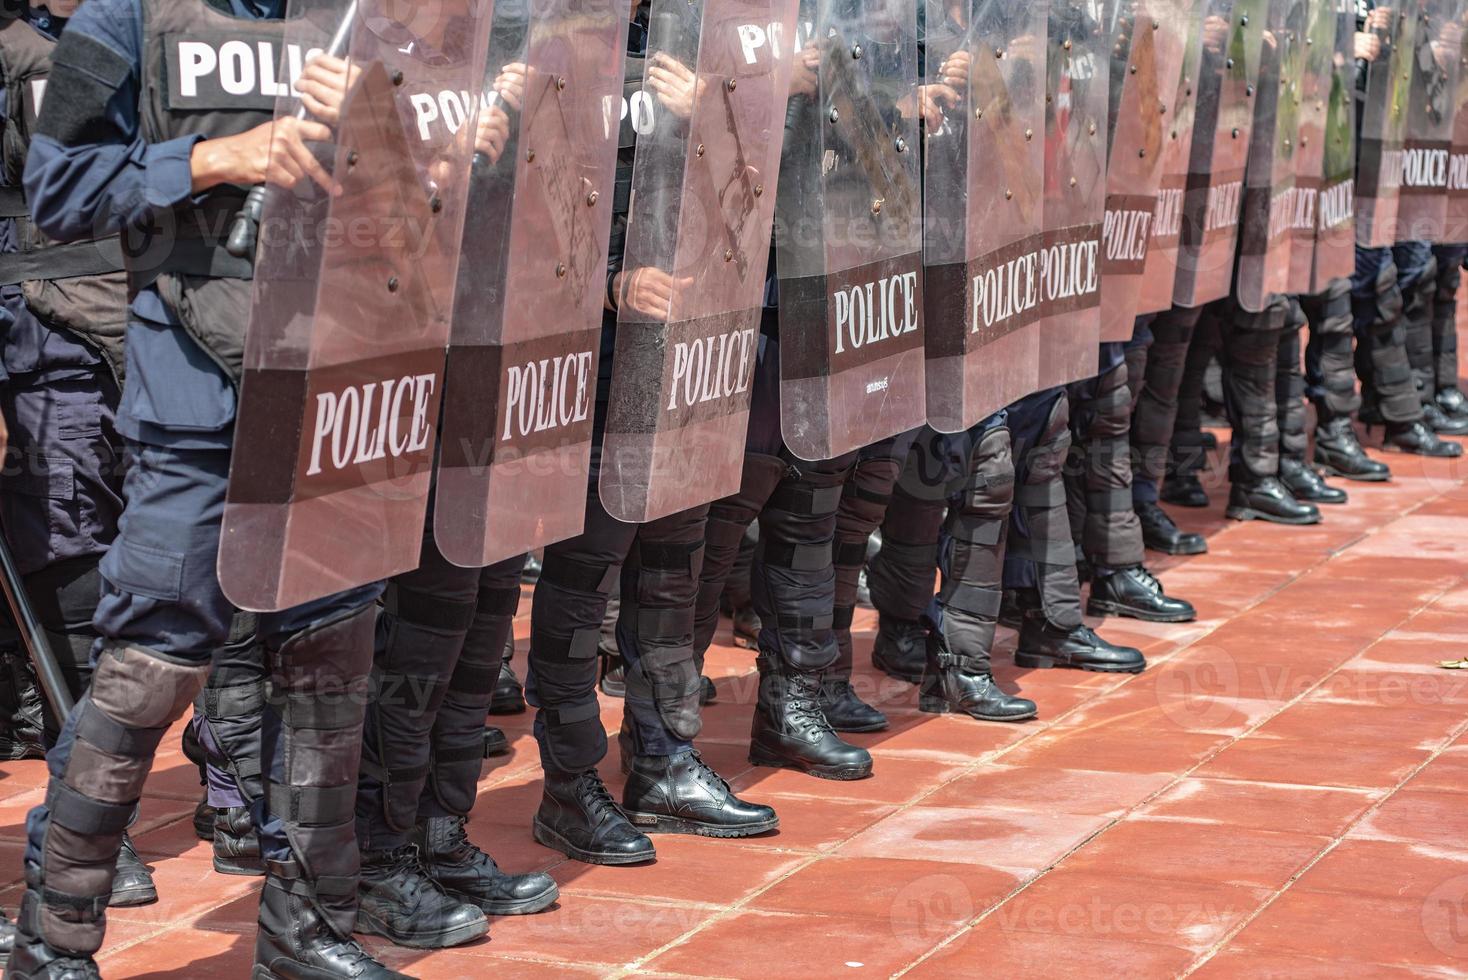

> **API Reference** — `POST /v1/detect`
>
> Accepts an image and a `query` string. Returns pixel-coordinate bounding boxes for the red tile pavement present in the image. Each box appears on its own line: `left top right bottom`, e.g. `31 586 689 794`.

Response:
2 390 1466 976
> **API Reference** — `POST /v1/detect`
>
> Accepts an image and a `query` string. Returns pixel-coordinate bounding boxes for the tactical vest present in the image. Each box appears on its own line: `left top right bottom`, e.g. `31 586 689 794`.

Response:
0 17 128 380
135 0 295 382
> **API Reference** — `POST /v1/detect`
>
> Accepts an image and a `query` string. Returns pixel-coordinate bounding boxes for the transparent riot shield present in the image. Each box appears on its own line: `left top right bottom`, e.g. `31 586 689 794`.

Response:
1395 0 1464 242
1174 0 1269 307
599 0 798 523
1236 0 1306 313
1308 0 1358 290
433 0 627 567
922 0 1047 432
777 0 925 460
1034 0 1110 389
1286 0 1336 293
1137 0 1211 314
1447 0 1468 241
219 0 491 612
1099 0 1193 340
1357 1 1417 247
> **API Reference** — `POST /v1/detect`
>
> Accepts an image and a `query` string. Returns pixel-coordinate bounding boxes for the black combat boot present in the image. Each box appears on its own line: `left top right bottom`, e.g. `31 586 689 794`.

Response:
533 769 655 865
1087 566 1197 623
484 726 510 757
5 939 98 979
1225 475 1321 524
749 656 873 780
1313 416 1391 481
1424 401 1468 436
256 867 411 979
109 833 157 907
870 616 926 683
212 806 264 876
730 603 761 650
1136 501 1207 555
1437 386 1468 420
1161 471 1210 508
1279 458 1348 505
1016 616 1146 673
1383 419 1465 457
489 660 526 715
193 798 216 841
598 651 627 698
623 750 779 837
818 677 888 733
417 816 559 915
918 630 1036 722
355 845 487 949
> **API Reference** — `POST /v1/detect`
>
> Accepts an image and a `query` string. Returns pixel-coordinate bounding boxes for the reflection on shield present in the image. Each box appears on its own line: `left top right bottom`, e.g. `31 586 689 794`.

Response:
923 0 1047 432
1394 0 1465 243
1289 0 1344 293
1098 0 1193 340
776 0 925 460
1446 0 1468 242
220 0 492 612
600 0 799 523
1357 0 1418 247
434 0 629 567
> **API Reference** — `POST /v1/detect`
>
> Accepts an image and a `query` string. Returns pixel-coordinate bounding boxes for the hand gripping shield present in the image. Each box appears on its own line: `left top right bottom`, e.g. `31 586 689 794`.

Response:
1173 0 1269 307
1395 0 1465 242
1308 0 1357 289
1136 0 1210 314
599 0 798 523
922 0 1047 432
1235 0 1307 313
1357 1 1417 246
1286 0 1335 293
220 0 491 612
776 0 926 460
1034 0 1110 389
1098 0 1193 340
433 0 628 567
1443 1 1468 239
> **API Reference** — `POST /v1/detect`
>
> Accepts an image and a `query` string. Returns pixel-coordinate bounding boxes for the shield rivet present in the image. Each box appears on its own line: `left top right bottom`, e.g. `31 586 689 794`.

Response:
1232 127 1240 138
1088 122 1096 135
1063 39 1071 50
1025 128 1033 141
724 249 734 261
387 277 399 292
347 150 360 166
851 44 862 59
556 263 566 279
872 199 883 214
1005 189 1013 199
430 196 442 213
586 190 599 207
1130 64 1137 74
557 76 567 90
829 107 840 124
895 137 908 152
975 107 984 119
391 70 404 86
1138 148 1146 158
696 143 706 156
526 148 536 162
754 183 764 197
995 48 1004 59
1241 14 1248 24
1070 177 1077 187
1246 85 1254 96
1226 58 1234 68
727 78 737 92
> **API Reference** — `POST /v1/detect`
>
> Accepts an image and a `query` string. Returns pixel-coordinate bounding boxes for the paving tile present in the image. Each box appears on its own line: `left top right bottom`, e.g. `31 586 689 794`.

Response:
1351 788 1468 851
644 910 934 978
839 805 1111 874
981 870 1269 952
730 754 966 805
1229 889 1468 969
732 794 897 853
1193 736 1431 790
1404 745 1468 793
922 765 1175 817
1139 778 1381 837
1189 947 1441 978
95 923 253 978
550 838 805 907
1292 838 1468 901
1249 700 1465 750
747 857 1022 923
997 726 1231 775
1061 817 1330 890
468 895 713 968
902 922 1199 978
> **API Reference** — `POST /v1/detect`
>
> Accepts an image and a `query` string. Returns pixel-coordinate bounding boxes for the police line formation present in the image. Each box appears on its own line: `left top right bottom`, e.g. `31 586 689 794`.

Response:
0 0 1462 975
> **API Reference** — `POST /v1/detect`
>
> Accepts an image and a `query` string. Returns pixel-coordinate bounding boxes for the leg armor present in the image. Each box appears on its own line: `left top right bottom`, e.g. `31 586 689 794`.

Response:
1067 352 1144 570
1301 278 1361 423
1005 391 1084 630
1352 256 1422 423
830 435 909 681
866 430 954 623
936 424 1015 675
693 453 784 661
1276 299 1309 464
200 613 266 808
1132 305 1203 500
1218 297 1288 482
1432 244 1464 392
422 556 524 821
1168 305 1221 480
1401 251 1439 404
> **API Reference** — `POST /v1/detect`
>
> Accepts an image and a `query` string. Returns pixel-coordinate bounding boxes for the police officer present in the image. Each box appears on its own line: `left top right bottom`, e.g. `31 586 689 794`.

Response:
1426 242 1468 422
1132 306 1213 551
10 0 422 974
1401 240 1468 434
1301 276 1393 482
1276 296 1352 504
526 2 776 865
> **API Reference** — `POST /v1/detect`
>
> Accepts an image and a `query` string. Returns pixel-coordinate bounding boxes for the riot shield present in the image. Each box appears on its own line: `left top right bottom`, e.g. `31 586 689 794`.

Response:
219 0 491 612
1098 0 1193 340
922 0 1047 432
1286 0 1336 293
1395 0 1464 242
777 0 925 460
433 0 628 568
1173 0 1269 308
1309 0 1357 290
1136 0 1210 314
1034 0 1110 389
1444 0 1468 240
599 0 798 523
1235 0 1306 313
1357 1 1417 247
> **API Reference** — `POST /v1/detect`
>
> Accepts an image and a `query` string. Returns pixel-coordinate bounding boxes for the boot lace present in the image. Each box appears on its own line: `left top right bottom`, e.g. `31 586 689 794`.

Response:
576 770 622 819
682 751 731 794
1131 566 1163 595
